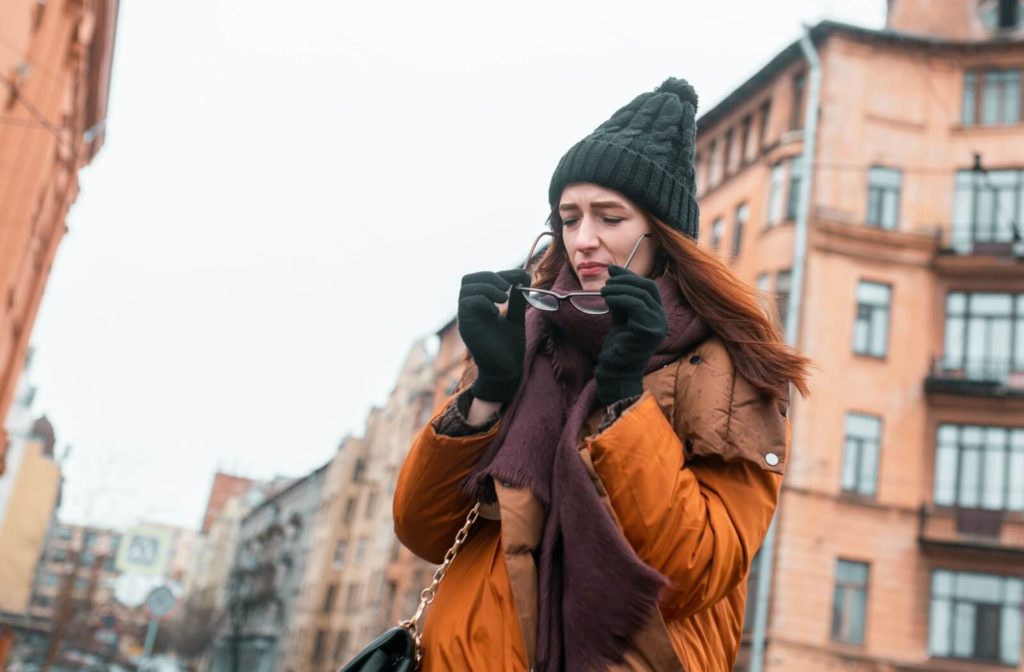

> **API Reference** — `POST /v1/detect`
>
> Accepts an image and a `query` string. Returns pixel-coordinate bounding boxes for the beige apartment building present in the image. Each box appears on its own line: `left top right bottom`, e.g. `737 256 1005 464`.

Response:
286 342 436 671
692 1 1024 669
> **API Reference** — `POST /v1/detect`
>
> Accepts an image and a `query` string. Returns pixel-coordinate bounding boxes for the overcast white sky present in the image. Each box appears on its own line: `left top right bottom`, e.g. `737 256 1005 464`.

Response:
27 0 886 530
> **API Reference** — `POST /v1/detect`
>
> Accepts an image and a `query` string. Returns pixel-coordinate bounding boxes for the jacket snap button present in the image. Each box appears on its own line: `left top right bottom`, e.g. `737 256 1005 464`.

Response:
689 355 702 365
765 453 779 466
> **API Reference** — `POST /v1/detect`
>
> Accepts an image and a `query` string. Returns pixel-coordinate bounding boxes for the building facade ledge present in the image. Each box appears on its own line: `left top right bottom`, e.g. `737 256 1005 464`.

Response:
932 250 1024 279
812 216 938 266
918 505 1024 560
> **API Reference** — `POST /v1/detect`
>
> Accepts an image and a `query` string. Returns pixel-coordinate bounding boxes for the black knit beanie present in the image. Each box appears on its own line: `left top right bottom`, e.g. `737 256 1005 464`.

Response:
548 77 700 239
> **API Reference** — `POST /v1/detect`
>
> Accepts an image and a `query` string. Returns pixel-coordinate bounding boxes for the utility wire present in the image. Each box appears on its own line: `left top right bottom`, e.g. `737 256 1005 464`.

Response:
0 75 79 161
0 31 63 86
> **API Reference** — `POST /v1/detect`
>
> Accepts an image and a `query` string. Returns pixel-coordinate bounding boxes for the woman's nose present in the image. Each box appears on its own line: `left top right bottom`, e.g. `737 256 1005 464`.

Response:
575 218 600 250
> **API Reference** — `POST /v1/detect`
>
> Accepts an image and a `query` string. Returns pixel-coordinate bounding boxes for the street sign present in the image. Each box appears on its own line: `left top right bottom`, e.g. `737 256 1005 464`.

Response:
145 586 176 619
115 526 171 576
114 572 161 607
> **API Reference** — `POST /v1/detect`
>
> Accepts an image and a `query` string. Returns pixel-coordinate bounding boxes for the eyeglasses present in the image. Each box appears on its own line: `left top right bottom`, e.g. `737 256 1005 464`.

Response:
514 232 651 315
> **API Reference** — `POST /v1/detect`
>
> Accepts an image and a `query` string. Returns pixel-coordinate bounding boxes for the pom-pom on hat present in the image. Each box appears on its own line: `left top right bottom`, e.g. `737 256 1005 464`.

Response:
548 77 701 239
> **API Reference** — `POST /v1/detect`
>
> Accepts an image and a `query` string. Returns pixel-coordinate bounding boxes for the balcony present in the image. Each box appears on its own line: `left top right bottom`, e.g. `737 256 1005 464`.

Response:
925 357 1024 398
941 223 1023 257
918 505 1024 559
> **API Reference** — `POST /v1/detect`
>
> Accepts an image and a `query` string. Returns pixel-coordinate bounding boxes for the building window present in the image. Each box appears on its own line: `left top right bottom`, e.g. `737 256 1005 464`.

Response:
790 71 806 131
731 203 748 258
334 629 350 662
963 69 1021 126
354 537 369 564
57 526 72 540
979 0 1024 28
323 584 337 613
759 100 772 149
343 497 356 524
831 559 869 645
934 423 1024 511
866 167 902 229
740 114 753 164
710 218 724 252
852 281 892 357
352 458 366 483
83 531 97 548
723 128 735 177
346 583 360 612
942 292 1024 382
951 168 1022 250
775 269 791 333
333 540 348 567
365 492 378 519
708 139 721 188
766 162 785 226
841 413 882 497
785 155 803 221
929 569 1022 665
311 629 326 663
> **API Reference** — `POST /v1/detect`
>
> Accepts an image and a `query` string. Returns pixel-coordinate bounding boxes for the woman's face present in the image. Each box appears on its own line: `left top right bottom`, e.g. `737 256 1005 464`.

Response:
558 183 656 291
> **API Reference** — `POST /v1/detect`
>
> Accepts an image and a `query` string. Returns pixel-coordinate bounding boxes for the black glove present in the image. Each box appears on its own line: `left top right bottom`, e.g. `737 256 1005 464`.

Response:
457 269 531 402
596 266 668 405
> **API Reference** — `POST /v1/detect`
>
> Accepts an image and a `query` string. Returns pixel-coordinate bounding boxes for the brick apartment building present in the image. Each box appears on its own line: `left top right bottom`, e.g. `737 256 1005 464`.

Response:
0 0 118 474
693 0 1024 669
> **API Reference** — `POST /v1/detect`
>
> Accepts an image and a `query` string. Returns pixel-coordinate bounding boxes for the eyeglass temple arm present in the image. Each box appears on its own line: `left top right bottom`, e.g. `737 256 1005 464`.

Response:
523 231 555 271
622 233 652 270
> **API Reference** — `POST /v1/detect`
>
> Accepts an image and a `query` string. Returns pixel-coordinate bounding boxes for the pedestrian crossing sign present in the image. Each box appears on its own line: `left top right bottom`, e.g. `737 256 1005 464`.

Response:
115 526 171 576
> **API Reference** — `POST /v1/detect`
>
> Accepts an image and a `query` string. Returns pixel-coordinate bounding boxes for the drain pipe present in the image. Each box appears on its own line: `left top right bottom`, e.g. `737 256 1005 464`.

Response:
748 23 819 672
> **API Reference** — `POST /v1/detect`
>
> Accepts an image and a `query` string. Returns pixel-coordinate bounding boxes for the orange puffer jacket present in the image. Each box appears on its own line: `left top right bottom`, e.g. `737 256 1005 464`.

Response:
394 335 789 671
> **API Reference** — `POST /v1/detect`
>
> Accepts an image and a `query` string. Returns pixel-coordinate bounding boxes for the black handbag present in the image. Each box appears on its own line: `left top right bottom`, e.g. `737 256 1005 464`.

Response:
338 503 480 671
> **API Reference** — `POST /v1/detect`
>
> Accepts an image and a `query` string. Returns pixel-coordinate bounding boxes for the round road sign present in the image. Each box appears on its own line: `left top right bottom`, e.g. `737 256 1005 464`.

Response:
145 586 176 619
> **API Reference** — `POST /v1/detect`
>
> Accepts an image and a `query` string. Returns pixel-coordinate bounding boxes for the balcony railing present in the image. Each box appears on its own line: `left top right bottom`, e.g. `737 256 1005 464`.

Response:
925 357 1024 396
918 505 1024 557
944 224 1023 257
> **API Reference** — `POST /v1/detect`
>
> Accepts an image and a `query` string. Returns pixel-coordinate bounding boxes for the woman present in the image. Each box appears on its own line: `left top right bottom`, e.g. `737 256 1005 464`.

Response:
394 77 810 671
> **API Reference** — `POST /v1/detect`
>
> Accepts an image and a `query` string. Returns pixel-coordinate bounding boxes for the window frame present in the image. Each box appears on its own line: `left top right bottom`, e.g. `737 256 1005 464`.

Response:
963 67 1024 127
840 412 883 497
710 217 724 252
929 569 1023 665
865 166 902 230
786 155 803 221
766 162 785 227
942 291 1024 380
933 423 1024 511
790 70 806 131
731 202 749 259
852 280 893 359
831 559 870 646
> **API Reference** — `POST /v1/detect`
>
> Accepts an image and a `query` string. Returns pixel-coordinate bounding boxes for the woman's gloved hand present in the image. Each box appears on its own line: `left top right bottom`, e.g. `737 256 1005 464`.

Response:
457 269 531 402
596 265 668 405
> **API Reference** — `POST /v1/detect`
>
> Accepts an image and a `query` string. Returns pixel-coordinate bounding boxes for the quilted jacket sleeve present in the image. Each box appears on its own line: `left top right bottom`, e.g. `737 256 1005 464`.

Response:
393 397 500 564
584 344 789 620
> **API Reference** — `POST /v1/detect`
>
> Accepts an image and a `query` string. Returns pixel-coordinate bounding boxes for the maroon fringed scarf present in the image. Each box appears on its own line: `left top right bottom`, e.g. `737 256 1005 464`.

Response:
466 264 710 670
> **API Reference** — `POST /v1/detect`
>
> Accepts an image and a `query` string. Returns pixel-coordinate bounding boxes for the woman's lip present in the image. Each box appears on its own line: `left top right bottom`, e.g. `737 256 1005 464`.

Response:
577 263 606 277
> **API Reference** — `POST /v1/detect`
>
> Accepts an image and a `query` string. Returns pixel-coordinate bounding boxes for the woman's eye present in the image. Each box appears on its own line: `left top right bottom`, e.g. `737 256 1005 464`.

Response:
562 218 579 227
603 217 623 224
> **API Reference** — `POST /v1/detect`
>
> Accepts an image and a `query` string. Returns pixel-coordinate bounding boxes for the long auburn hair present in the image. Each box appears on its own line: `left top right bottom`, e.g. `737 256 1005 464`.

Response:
533 213 811 401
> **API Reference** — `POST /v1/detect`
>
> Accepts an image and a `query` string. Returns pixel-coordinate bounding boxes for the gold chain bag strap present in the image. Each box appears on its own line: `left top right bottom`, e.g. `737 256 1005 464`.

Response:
338 502 480 671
